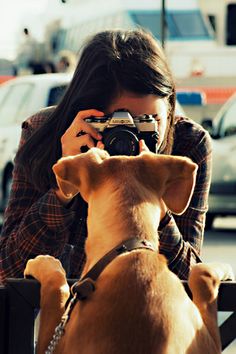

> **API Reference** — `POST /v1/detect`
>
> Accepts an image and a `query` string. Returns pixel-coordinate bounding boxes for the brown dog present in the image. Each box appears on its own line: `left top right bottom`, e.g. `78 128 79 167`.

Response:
24 148 234 354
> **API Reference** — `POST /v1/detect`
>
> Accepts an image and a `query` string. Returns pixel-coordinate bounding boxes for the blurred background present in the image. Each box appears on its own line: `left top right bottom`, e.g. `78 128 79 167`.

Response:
0 0 235 351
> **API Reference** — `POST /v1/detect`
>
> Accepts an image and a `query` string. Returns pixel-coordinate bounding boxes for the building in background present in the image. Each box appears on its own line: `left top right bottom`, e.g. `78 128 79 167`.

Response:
41 0 236 80
40 0 236 119
199 0 236 46
43 0 216 79
0 59 16 83
12 0 236 81
6 0 236 119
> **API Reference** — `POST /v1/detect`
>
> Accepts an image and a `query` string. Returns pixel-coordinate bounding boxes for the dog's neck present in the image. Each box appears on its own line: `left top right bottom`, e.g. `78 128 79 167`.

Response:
83 183 161 272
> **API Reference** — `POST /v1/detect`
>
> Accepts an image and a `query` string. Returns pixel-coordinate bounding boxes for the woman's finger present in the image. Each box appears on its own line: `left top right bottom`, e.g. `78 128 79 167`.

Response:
139 139 150 153
69 109 104 140
74 109 104 121
78 134 96 149
96 141 105 150
79 119 102 141
61 133 96 156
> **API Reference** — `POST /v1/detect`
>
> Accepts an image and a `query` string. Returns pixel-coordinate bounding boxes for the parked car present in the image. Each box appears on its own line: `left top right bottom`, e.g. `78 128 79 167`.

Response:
0 73 72 211
202 92 236 229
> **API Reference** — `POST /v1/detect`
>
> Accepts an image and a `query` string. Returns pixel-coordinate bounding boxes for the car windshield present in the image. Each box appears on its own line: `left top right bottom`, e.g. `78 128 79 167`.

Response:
47 85 68 106
0 83 33 127
0 83 68 127
218 98 236 137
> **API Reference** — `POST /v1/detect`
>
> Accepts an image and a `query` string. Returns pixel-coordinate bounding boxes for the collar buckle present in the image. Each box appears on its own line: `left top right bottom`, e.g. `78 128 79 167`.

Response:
72 277 96 300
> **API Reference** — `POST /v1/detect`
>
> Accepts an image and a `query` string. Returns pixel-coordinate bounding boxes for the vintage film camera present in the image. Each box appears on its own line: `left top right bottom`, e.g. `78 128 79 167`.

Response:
85 110 159 156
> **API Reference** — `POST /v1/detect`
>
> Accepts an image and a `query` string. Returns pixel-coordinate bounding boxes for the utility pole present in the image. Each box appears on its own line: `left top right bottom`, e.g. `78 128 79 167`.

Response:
161 0 167 49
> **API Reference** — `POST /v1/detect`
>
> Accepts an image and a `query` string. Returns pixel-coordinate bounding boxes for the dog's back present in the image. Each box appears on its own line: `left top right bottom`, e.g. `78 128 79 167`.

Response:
53 150 219 354
62 251 217 354
26 149 226 354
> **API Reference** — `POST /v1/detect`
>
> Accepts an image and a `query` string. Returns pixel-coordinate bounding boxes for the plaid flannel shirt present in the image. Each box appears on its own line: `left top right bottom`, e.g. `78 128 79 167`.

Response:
0 107 212 283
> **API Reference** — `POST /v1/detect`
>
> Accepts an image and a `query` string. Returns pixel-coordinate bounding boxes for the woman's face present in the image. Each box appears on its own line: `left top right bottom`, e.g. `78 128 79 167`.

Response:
106 92 169 151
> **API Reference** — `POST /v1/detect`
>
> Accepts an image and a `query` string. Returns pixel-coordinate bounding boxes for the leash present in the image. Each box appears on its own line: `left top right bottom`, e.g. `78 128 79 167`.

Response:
45 237 156 353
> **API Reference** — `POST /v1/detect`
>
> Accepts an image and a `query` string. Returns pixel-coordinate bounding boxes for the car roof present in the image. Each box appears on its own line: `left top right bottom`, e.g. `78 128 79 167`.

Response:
0 73 73 86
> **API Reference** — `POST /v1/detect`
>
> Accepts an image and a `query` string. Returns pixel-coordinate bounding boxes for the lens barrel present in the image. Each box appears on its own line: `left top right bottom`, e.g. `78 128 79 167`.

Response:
103 126 139 156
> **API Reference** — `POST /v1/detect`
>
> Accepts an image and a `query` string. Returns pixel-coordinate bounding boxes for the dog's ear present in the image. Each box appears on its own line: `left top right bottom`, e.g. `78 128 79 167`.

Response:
139 153 198 215
52 148 110 200
53 158 80 199
161 156 198 214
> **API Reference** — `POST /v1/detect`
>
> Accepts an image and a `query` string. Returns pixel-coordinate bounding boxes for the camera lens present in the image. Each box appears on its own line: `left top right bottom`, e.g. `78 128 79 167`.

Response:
103 127 139 156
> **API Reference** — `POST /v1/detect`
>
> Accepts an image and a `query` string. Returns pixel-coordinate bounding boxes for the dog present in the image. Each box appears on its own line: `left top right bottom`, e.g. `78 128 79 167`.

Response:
24 148 234 354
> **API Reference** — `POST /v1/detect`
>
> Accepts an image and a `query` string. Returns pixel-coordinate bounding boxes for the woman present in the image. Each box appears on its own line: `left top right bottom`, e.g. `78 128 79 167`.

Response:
0 29 212 283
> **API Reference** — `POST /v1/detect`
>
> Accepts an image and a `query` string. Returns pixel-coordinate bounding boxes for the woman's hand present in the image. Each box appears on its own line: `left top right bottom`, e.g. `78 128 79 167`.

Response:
55 109 105 205
61 109 105 157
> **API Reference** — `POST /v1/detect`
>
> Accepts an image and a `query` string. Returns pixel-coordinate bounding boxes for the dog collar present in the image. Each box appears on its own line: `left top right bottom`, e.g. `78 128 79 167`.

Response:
72 237 157 300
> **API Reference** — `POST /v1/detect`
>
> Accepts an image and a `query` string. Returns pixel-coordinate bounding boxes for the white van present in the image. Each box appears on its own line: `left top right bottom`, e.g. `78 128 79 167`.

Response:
45 0 215 79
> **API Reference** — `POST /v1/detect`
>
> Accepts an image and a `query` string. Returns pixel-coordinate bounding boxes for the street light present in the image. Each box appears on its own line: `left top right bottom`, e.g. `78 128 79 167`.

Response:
161 0 167 49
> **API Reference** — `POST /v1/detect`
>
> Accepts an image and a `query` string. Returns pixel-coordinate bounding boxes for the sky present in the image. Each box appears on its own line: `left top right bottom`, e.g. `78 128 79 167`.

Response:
0 0 64 60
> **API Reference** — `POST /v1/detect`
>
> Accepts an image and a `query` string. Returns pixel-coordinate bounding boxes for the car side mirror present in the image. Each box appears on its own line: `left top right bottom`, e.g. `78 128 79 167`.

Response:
202 118 213 134
201 118 221 139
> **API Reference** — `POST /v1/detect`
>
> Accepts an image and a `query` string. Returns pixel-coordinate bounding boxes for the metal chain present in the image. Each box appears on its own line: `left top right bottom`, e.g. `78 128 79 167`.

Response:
45 323 65 354
45 293 78 354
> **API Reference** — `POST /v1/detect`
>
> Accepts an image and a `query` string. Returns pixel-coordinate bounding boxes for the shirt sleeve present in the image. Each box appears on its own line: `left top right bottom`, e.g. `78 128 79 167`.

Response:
0 112 76 283
158 120 212 280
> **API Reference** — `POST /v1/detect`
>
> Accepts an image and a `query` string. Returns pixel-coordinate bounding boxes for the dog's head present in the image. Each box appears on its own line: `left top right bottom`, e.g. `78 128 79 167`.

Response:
53 148 198 216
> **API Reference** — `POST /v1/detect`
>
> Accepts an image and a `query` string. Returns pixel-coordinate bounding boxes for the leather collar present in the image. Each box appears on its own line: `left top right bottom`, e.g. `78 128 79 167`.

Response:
71 237 157 300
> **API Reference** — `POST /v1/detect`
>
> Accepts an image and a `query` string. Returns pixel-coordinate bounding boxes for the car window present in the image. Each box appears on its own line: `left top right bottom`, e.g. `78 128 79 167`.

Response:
47 85 68 106
0 83 33 126
219 99 236 137
129 10 212 40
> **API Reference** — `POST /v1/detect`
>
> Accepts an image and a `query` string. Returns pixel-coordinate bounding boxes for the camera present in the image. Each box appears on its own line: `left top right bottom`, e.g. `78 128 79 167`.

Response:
85 110 159 156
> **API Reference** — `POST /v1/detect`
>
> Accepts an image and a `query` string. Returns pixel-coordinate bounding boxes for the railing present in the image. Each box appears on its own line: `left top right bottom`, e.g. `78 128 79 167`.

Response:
0 279 236 354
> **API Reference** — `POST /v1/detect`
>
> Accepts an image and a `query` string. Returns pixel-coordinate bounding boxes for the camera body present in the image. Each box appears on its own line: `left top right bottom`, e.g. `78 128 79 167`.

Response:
85 110 159 156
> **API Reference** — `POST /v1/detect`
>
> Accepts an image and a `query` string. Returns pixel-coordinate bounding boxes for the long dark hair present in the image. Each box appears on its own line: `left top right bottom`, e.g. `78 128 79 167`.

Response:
18 29 176 191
